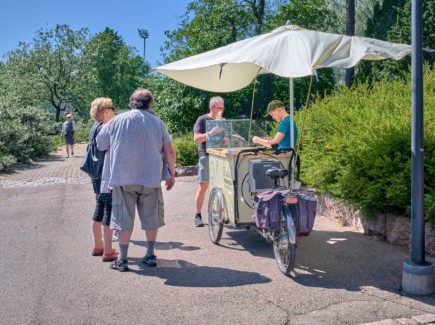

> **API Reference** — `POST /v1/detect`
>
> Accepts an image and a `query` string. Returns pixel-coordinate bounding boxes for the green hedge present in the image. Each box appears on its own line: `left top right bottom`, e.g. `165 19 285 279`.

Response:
173 133 198 167
297 69 435 223
0 105 55 172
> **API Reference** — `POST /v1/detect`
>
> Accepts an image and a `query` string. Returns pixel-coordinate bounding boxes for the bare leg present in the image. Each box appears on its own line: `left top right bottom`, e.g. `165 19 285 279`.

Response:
145 229 158 242
92 221 103 249
70 144 75 156
65 144 70 157
195 182 209 214
118 230 133 245
102 225 114 254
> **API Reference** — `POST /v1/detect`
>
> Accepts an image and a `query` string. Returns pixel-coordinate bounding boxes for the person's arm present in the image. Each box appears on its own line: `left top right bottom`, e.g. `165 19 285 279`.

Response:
194 125 223 144
193 116 216 144
162 142 176 191
193 132 207 144
96 123 110 151
252 132 285 148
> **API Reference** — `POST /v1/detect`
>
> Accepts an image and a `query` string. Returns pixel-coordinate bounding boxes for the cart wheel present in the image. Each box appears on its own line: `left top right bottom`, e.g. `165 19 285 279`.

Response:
273 204 296 275
208 187 225 244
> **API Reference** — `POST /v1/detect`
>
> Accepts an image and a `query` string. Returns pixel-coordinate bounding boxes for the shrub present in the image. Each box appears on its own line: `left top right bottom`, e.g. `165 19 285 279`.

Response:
173 133 198 166
0 104 55 172
297 69 434 223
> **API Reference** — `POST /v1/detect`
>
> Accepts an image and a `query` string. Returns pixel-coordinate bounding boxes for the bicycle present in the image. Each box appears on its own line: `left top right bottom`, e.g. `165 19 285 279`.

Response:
207 146 300 276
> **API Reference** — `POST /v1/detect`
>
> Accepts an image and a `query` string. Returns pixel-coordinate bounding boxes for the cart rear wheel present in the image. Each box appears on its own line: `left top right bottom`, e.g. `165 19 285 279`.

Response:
273 205 296 275
208 188 225 244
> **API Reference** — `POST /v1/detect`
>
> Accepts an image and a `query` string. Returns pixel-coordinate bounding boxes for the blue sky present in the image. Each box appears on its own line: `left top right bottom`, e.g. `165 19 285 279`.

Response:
0 0 191 68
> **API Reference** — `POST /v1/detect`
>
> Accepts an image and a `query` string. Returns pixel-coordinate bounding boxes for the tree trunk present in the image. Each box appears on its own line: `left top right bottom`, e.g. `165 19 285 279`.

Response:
345 0 356 88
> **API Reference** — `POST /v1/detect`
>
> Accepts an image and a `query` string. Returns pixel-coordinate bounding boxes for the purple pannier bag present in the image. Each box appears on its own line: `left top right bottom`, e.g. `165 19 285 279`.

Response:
253 188 292 231
293 190 317 235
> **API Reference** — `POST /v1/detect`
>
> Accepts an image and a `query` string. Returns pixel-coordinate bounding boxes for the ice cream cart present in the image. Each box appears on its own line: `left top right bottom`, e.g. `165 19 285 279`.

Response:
205 119 299 275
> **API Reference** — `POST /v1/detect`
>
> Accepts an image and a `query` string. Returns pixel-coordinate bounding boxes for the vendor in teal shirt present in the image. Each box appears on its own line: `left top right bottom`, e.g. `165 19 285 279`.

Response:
252 100 298 149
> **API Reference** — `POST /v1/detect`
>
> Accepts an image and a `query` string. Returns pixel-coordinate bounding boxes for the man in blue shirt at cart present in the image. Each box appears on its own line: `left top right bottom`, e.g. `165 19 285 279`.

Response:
252 100 298 149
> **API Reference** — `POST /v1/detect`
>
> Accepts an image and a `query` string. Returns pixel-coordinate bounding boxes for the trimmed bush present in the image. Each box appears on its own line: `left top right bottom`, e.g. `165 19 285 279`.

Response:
297 69 434 223
173 133 198 167
0 104 55 172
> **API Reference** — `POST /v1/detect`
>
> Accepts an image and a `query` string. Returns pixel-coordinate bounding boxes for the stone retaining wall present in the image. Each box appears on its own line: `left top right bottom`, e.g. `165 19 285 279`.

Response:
174 166 435 257
175 166 198 177
317 194 435 256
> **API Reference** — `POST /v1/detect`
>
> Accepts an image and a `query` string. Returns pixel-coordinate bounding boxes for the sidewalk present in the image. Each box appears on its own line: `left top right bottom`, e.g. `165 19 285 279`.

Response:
0 143 89 188
0 144 434 325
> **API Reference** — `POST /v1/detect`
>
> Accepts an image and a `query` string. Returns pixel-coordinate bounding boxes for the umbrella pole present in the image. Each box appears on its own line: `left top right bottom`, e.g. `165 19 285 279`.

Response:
289 78 299 190
290 78 294 150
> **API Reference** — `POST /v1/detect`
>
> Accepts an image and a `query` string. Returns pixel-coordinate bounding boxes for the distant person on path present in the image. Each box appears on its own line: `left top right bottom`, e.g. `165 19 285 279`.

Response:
97 88 176 272
252 100 298 149
88 98 118 262
61 113 77 158
192 96 225 227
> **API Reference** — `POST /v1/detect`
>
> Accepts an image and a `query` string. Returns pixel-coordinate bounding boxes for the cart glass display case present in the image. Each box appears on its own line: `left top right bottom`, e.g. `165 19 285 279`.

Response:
206 118 269 149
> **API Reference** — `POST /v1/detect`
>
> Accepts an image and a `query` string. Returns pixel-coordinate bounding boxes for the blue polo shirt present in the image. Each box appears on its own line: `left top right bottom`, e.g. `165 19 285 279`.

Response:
277 115 298 148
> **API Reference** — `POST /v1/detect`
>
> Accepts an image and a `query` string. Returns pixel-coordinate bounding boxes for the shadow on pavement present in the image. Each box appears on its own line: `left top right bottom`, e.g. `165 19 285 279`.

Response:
131 240 201 252
126 258 272 287
211 226 435 298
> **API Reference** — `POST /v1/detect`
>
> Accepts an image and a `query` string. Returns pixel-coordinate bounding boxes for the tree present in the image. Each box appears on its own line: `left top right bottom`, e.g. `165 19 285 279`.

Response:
1 25 89 121
345 0 355 88
356 0 434 84
78 28 149 112
161 0 265 63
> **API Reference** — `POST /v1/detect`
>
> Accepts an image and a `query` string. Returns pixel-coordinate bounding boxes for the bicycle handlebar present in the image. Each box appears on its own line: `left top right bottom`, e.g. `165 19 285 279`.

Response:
235 145 295 156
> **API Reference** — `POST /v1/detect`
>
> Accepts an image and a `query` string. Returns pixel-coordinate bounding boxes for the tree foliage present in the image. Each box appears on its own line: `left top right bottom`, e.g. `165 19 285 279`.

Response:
1 25 89 121
0 25 148 122
356 0 435 84
78 28 149 113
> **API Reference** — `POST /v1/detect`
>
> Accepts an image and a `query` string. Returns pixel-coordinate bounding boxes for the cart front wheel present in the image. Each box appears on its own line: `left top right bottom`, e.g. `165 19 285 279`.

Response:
208 187 225 244
273 205 296 275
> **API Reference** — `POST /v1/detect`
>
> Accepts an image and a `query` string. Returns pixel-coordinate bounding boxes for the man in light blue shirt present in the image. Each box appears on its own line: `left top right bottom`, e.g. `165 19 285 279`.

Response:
252 100 298 149
97 88 176 272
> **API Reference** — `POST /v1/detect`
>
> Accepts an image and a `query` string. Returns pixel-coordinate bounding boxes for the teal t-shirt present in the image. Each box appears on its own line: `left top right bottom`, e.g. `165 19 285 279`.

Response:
277 115 298 148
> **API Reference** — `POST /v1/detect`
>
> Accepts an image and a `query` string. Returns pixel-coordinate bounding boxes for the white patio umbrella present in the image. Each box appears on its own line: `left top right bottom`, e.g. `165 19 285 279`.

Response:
155 24 413 150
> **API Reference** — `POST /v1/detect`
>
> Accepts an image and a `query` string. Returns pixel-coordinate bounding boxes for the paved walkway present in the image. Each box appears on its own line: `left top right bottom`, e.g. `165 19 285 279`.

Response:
1 144 434 324
0 143 89 188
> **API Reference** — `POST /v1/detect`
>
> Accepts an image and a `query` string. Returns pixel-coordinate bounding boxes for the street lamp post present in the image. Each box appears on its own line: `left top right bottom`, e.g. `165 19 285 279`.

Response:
138 29 149 62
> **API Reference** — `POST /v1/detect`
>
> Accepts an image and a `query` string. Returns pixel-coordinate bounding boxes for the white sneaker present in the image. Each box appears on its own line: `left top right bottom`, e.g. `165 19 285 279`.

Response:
113 230 119 242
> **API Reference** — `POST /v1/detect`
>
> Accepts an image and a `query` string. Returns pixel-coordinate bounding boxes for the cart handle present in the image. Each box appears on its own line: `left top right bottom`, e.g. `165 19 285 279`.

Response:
234 146 295 157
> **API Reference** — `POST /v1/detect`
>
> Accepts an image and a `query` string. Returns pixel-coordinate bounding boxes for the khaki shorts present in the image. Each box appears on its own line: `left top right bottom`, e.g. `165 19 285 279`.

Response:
110 185 165 231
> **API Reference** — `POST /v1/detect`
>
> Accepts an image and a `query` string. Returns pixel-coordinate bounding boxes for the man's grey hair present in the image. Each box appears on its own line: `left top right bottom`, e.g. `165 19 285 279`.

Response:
209 96 224 107
129 88 153 110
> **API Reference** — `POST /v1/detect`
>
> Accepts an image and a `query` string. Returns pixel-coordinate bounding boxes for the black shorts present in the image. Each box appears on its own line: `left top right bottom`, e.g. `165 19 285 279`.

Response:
91 178 112 226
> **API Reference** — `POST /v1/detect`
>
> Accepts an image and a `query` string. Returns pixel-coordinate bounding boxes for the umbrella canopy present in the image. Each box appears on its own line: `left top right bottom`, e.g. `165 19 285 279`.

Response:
155 24 412 93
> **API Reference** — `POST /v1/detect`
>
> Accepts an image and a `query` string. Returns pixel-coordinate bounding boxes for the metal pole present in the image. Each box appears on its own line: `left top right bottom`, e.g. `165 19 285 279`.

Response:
143 38 147 62
411 0 425 264
289 77 294 150
402 0 433 296
138 29 149 63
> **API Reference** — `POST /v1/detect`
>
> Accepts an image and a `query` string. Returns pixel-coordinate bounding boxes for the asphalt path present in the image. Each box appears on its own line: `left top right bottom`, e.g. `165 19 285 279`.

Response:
0 144 434 325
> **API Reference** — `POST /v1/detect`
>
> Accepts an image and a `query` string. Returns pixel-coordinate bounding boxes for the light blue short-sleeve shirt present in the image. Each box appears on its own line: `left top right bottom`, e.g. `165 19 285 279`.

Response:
97 109 172 192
